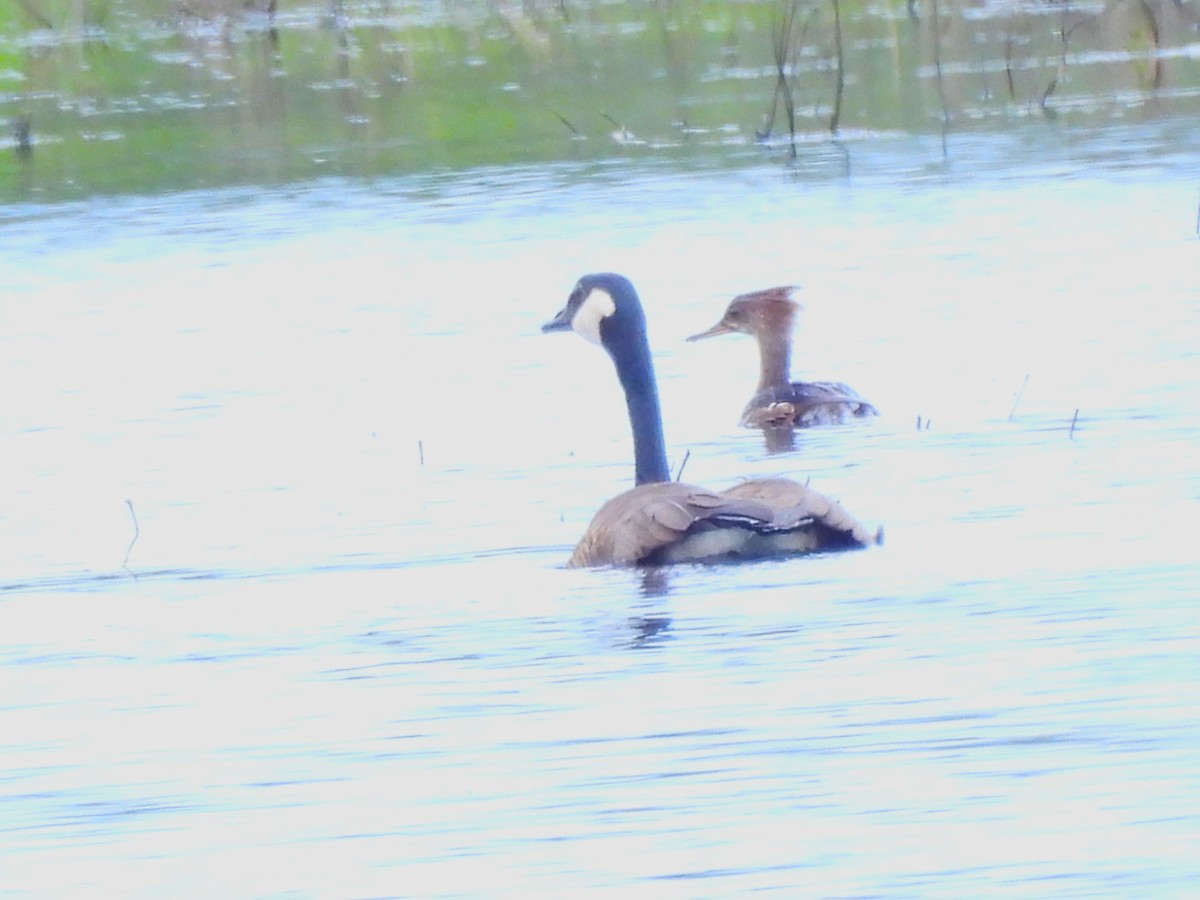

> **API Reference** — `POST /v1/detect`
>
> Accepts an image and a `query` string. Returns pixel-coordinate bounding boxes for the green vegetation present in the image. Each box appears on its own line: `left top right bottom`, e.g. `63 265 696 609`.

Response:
1 0 1197 202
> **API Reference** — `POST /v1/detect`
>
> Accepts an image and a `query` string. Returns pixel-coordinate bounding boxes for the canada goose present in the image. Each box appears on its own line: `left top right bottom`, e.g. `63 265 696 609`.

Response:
542 273 879 567
687 286 879 429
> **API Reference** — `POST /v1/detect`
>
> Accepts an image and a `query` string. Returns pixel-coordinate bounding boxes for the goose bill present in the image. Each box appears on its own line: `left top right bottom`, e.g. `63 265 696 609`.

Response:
542 305 573 333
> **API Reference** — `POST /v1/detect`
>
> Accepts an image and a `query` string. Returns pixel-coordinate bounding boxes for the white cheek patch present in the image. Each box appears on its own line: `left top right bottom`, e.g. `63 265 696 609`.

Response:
572 287 616 346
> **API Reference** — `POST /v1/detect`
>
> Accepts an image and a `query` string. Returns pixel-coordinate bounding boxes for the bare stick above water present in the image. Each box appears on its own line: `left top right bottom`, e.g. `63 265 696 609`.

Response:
1069 408 1079 439
601 112 632 143
1009 373 1030 421
829 0 845 135
1041 9 1082 116
1003 37 1017 100
550 109 580 136
763 0 806 159
931 0 949 158
14 115 32 162
1136 0 1164 89
674 449 691 483
123 499 140 576
418 440 425 466
15 0 52 30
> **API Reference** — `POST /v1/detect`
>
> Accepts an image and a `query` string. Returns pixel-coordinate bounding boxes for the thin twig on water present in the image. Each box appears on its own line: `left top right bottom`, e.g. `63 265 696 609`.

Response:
829 0 845 135
14 115 32 161
764 1 799 158
1069 408 1079 439
123 499 139 576
1040 9 1077 118
1009 373 1030 421
601 112 632 143
418 440 425 466
674 449 691 482
931 0 949 158
1136 0 1163 88
1004 36 1016 100
550 109 580 136
15 0 53 29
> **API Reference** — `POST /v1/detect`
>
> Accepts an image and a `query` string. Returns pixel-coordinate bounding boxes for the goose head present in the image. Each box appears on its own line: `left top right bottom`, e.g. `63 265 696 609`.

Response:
542 273 669 486
686 285 800 343
541 272 647 353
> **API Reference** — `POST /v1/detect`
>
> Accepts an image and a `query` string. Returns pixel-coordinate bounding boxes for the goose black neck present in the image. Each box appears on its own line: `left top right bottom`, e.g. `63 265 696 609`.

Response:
608 329 670 485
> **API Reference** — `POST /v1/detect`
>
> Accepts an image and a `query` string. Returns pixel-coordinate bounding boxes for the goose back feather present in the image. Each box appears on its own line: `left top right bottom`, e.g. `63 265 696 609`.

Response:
568 479 880 568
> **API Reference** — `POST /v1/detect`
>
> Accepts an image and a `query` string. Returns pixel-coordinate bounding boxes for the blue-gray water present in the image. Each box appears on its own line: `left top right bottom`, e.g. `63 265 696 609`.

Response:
2 130 1198 896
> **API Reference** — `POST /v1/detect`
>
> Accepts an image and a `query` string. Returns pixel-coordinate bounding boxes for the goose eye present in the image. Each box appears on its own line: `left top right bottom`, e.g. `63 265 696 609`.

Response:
571 286 616 346
569 285 587 310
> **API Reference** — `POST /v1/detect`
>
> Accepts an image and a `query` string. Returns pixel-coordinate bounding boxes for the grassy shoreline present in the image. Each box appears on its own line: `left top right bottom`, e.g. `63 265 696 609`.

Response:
3 1 1197 202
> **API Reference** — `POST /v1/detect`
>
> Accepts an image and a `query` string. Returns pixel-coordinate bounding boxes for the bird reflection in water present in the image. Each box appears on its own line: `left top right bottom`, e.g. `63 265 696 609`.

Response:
620 569 673 648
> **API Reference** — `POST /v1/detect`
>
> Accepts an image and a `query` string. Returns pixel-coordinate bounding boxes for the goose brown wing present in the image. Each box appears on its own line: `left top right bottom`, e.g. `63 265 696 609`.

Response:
720 477 883 546
567 481 777 568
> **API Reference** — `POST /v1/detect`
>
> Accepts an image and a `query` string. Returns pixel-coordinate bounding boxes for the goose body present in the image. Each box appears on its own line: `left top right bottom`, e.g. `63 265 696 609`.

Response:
688 286 879 428
542 274 879 568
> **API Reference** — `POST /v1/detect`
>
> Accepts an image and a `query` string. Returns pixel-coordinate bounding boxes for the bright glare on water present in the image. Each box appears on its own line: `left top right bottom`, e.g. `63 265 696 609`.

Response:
1 130 1198 896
